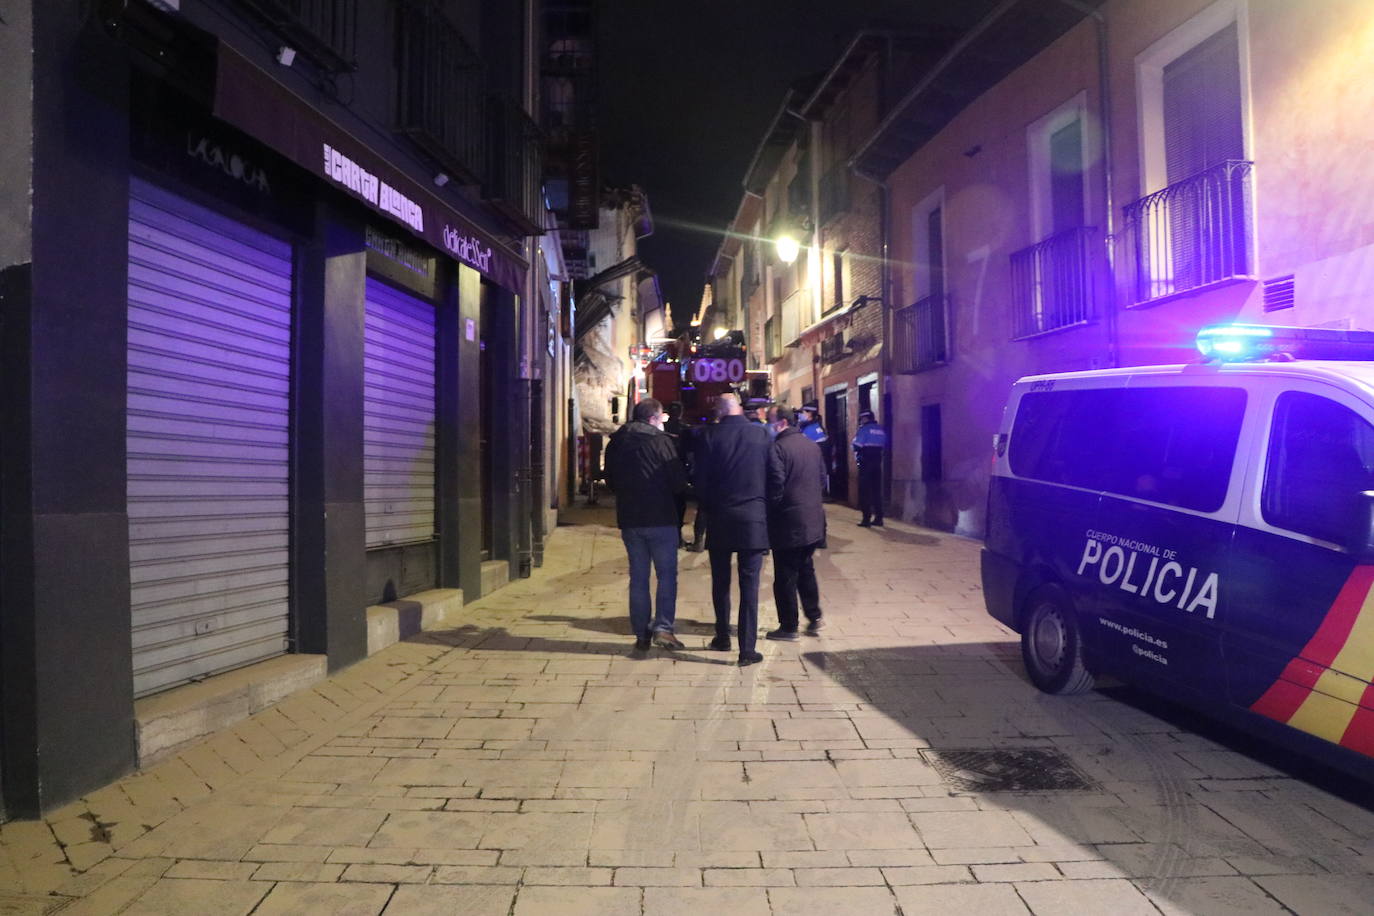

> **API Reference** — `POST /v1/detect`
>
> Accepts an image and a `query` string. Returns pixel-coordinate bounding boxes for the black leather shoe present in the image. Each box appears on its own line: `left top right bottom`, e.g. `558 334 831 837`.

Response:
634 635 652 651
805 618 825 635
707 635 732 651
738 651 764 667
872 519 884 527
765 628 799 641
858 520 871 527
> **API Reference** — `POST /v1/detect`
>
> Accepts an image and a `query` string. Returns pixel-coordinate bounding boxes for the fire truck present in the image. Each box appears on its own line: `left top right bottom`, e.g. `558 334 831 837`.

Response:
646 330 766 426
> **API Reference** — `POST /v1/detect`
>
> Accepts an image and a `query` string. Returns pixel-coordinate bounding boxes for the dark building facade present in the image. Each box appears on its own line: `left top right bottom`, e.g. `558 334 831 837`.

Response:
0 0 566 818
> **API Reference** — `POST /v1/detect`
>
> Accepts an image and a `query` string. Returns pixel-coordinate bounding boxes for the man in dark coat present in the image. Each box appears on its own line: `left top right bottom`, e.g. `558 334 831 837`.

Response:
692 393 769 666
604 398 688 651
765 407 827 640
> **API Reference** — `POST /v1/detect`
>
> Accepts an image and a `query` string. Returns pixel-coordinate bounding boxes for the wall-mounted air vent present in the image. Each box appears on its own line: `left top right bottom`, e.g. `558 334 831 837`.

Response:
1263 274 1296 312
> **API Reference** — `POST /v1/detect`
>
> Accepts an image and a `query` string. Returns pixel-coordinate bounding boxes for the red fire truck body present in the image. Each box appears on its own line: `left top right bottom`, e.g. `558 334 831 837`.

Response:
647 336 751 426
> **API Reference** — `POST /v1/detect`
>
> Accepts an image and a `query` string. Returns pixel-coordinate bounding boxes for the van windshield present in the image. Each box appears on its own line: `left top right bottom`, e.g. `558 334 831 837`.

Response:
1009 385 1246 512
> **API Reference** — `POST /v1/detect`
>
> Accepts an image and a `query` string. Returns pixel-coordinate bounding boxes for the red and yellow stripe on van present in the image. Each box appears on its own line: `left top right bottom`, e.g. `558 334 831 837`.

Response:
1250 566 1374 756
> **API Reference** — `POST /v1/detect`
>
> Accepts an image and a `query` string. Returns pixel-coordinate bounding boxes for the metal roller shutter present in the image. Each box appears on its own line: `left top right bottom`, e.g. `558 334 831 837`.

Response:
127 179 293 698
363 278 437 548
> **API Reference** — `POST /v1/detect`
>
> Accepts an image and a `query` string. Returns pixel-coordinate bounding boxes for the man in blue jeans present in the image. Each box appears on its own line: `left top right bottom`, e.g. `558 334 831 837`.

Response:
604 398 688 651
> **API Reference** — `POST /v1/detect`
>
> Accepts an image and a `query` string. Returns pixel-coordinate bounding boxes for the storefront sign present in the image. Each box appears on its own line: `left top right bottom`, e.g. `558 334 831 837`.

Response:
365 225 435 280
214 45 526 293
441 226 493 273
569 130 599 230
131 72 308 235
187 133 271 193
324 143 424 234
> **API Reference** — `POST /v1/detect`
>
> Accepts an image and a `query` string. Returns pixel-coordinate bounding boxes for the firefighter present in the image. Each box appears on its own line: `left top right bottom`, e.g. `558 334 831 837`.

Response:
852 410 888 526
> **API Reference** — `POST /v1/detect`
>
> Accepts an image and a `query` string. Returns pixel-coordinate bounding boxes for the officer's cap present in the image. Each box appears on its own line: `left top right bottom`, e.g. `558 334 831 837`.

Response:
858 410 875 423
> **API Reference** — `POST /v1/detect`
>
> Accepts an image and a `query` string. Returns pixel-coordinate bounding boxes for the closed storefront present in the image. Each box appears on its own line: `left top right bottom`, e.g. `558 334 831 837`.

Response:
362 277 438 550
126 179 293 698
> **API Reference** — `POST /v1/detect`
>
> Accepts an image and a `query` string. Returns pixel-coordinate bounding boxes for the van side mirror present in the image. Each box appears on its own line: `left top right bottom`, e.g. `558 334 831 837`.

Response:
1348 490 1374 562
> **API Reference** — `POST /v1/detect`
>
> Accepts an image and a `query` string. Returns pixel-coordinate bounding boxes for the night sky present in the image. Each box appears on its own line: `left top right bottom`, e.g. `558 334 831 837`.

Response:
597 0 995 330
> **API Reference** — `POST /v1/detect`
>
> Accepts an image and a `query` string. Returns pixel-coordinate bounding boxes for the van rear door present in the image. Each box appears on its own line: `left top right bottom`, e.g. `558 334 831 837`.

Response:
998 382 1116 629
1226 381 1374 758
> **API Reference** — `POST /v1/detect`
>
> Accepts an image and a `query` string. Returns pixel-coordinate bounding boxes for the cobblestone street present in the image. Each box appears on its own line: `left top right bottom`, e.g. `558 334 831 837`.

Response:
4 503 1374 915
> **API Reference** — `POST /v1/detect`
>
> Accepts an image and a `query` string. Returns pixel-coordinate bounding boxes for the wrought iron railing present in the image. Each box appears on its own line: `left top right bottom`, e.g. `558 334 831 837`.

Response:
818 163 850 226
485 95 546 235
233 0 358 72
892 294 948 373
1123 159 1254 304
1009 226 1098 339
819 333 847 364
395 0 486 184
765 316 781 363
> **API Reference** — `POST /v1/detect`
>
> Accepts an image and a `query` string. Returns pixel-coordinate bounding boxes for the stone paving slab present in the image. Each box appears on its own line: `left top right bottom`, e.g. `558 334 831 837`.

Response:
3 501 1374 913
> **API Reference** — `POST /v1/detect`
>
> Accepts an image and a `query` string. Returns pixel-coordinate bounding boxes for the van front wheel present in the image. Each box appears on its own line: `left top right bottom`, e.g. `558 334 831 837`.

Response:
1021 585 1094 695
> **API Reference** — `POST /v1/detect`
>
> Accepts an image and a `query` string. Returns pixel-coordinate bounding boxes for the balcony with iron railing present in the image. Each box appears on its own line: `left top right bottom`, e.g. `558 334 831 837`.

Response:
1123 159 1255 304
892 294 948 374
484 95 546 235
233 0 358 72
818 162 851 226
819 333 848 364
395 0 486 185
1009 226 1098 339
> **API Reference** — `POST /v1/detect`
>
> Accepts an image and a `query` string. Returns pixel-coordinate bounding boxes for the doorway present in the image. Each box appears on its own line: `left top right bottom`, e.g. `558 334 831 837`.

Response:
824 384 849 500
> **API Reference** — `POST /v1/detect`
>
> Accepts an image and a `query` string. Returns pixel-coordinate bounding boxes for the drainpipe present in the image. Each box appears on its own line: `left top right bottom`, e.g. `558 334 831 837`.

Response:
1060 0 1118 367
878 36 895 514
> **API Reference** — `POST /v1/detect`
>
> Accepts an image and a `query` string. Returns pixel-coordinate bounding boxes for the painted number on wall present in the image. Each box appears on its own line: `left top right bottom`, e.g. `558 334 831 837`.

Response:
691 358 745 384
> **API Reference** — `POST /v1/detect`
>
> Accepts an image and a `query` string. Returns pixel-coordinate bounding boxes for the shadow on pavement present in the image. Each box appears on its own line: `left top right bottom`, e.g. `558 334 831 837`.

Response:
867 527 942 547
526 613 722 637
413 623 735 665
800 641 1374 905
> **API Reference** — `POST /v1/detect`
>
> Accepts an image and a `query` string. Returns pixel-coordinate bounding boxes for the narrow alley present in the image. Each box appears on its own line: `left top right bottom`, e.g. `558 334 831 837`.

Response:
3 504 1372 915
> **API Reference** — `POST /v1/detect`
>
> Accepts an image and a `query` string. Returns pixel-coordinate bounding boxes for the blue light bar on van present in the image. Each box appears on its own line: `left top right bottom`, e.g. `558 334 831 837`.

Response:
1196 324 1374 362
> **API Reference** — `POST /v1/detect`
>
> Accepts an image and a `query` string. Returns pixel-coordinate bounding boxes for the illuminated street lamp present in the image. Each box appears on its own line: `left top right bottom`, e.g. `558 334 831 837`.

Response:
713 326 729 340
774 232 801 265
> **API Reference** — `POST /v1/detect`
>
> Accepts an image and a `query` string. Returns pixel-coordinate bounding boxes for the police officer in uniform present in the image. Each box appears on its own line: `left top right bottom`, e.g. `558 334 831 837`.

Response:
852 409 888 527
797 402 830 493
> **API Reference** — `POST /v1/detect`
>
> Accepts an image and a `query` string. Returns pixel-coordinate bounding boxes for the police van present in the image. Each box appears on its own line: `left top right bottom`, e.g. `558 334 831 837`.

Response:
982 325 1374 776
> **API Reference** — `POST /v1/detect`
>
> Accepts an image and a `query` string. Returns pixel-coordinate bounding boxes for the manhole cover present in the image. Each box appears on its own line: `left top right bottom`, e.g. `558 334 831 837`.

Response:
920 747 1095 792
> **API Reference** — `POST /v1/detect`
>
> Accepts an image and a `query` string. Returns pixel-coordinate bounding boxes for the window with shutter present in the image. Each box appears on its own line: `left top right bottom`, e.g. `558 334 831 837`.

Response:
1162 23 1246 293
1049 118 1085 234
1163 24 1244 183
1129 5 1254 302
